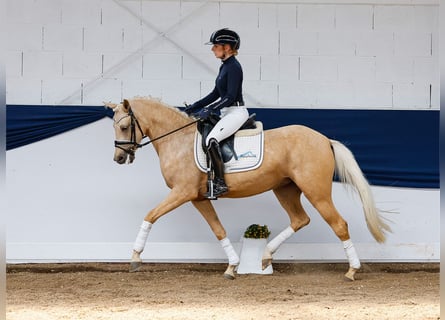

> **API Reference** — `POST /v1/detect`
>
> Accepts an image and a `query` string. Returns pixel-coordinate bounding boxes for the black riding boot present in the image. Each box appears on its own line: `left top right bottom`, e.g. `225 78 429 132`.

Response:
205 139 228 199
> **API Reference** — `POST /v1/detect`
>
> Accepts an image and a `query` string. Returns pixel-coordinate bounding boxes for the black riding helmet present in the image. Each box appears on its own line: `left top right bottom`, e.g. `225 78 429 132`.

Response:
206 28 240 50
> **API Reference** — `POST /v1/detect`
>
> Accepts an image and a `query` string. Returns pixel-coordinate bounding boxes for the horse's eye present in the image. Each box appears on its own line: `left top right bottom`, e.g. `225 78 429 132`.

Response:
121 126 128 131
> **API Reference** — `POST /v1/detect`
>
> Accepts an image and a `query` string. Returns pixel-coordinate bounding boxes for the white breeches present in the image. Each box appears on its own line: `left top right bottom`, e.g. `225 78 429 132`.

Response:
205 106 249 146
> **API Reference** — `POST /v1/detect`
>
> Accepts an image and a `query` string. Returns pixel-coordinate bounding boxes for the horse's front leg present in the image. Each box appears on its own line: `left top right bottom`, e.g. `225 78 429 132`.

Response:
130 189 191 272
191 200 239 280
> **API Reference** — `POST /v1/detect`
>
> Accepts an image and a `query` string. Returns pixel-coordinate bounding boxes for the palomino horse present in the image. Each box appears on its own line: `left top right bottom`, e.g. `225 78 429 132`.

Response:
105 97 391 281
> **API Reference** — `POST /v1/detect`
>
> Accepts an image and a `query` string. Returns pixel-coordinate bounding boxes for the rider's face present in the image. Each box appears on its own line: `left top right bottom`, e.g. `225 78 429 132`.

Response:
212 44 231 59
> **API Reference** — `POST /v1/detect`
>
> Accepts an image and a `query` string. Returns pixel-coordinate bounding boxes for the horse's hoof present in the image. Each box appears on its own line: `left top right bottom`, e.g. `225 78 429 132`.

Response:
223 264 237 280
344 274 354 281
223 272 235 280
262 258 272 270
344 267 358 281
129 261 142 273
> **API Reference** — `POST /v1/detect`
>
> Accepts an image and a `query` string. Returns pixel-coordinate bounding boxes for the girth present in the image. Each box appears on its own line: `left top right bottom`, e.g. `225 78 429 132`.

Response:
197 113 257 163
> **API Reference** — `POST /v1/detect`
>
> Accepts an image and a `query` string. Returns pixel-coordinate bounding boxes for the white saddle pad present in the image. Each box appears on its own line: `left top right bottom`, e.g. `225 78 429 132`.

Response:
194 122 264 174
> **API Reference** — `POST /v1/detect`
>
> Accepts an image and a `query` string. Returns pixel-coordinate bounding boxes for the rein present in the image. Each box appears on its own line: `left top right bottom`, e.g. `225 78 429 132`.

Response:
114 107 199 156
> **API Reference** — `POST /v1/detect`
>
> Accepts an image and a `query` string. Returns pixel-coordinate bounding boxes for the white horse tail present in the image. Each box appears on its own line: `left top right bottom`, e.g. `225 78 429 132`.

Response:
330 140 391 243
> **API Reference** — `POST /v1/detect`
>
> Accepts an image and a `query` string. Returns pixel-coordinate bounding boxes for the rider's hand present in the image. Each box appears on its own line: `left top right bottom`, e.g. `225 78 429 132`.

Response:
197 107 211 120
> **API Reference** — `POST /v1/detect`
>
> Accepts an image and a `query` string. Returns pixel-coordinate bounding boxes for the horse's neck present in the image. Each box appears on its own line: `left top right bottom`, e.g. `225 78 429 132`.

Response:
132 99 182 132
133 99 192 152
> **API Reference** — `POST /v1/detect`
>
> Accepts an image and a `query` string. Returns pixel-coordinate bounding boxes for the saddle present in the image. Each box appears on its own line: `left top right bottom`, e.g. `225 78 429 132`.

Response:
197 113 257 163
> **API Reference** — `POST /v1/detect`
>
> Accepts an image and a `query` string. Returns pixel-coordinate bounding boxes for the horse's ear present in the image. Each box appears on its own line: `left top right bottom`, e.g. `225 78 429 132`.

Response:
123 99 131 111
103 101 117 110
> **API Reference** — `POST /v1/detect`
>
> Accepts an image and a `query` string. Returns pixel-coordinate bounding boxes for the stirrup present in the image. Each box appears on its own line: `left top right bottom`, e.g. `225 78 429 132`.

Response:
205 178 228 200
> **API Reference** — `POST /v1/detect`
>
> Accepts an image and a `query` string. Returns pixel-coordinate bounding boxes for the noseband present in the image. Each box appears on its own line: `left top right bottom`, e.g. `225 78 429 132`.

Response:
114 107 200 157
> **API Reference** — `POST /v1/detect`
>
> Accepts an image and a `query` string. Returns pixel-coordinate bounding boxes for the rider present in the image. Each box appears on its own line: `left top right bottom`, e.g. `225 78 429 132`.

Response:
185 28 249 199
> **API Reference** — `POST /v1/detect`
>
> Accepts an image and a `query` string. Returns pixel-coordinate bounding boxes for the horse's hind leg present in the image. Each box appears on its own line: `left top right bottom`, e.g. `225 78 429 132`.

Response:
262 182 311 270
191 200 239 280
305 190 361 281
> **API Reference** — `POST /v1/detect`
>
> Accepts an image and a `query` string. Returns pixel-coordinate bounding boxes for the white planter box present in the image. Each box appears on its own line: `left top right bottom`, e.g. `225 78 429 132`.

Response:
237 238 273 275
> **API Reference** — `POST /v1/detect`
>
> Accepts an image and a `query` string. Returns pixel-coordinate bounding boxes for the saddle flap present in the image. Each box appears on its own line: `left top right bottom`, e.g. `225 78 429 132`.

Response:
194 123 264 174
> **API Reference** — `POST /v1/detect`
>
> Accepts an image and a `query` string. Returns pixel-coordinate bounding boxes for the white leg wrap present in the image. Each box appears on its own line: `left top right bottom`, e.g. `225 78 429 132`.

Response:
220 238 240 266
133 220 152 253
343 239 361 269
266 226 295 254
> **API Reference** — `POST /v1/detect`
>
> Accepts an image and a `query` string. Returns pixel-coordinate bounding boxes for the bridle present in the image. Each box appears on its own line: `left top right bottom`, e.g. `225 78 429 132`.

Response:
114 107 146 158
114 107 199 157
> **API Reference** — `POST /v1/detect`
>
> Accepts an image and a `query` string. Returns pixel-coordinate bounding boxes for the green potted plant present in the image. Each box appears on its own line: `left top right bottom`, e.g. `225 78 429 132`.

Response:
237 224 273 275
243 224 271 239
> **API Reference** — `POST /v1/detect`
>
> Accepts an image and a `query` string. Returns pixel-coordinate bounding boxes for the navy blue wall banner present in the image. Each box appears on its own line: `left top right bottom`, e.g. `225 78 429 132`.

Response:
6 105 438 189
6 105 113 150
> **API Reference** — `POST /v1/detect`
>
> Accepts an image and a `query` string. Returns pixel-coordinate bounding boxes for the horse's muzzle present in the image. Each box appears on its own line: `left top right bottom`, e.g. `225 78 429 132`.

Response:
114 152 128 164
114 148 136 164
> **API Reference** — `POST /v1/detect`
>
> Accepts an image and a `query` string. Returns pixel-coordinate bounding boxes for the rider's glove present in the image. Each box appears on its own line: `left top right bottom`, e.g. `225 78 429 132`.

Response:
197 107 212 120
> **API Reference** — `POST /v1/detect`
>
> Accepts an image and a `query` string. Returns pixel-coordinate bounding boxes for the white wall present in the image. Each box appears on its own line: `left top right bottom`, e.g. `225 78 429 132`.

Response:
5 0 439 109
6 119 439 262
5 0 439 262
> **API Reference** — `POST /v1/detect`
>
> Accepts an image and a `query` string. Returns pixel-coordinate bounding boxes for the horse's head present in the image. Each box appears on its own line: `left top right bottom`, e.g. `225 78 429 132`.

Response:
104 99 145 165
